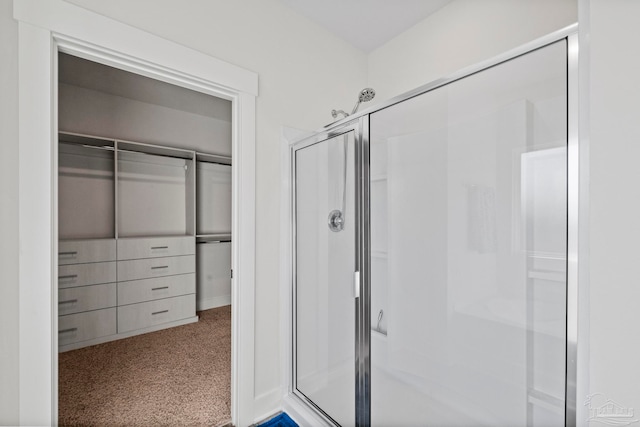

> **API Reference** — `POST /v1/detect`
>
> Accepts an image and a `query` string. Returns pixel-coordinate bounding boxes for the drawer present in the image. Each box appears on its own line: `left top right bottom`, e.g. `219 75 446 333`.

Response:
117 255 195 282
58 283 116 316
58 308 117 347
59 239 116 265
58 261 116 289
117 294 195 333
118 273 196 305
117 236 195 260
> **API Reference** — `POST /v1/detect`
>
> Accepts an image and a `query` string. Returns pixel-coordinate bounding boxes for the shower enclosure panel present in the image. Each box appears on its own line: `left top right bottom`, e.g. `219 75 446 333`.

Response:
289 27 576 427
369 40 568 426
292 122 366 427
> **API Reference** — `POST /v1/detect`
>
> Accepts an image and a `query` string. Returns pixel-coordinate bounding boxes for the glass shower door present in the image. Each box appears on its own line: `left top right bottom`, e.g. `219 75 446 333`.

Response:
293 128 358 426
369 40 568 426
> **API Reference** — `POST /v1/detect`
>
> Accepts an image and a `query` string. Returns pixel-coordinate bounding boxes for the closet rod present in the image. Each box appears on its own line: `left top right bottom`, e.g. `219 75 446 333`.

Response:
197 160 232 167
117 148 194 161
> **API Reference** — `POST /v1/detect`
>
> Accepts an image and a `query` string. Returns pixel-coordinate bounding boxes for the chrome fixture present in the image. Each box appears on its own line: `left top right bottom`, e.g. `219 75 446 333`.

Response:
331 109 349 119
328 209 344 232
327 88 376 232
331 88 376 119
328 132 349 233
376 309 384 333
351 88 376 114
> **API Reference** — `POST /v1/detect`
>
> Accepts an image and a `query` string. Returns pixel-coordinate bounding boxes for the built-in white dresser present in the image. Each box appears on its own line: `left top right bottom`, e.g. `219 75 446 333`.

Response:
58 237 197 351
58 239 118 348
116 236 196 333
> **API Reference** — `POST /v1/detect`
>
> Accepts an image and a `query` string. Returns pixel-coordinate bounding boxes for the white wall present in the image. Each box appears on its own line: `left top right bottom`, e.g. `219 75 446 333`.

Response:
0 0 20 424
587 0 640 419
367 0 577 103
61 0 368 418
59 84 233 156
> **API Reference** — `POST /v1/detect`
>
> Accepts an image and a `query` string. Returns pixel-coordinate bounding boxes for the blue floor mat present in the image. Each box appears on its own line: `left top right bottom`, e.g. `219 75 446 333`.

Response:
256 412 298 427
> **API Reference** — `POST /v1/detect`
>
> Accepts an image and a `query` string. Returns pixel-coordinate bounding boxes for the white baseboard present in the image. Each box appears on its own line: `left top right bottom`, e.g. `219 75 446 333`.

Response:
283 393 332 426
253 388 282 424
197 295 231 311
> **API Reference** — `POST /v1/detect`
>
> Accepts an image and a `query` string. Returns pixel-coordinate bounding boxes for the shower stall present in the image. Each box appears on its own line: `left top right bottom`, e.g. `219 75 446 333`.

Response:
290 26 578 427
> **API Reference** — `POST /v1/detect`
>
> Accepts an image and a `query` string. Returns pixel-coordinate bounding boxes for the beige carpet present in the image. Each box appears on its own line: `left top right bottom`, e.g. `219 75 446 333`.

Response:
59 306 231 426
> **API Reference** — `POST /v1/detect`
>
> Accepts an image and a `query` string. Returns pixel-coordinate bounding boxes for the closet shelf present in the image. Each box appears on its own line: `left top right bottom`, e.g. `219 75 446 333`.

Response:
59 130 115 148
117 233 195 239
118 140 194 160
196 233 232 243
196 152 232 165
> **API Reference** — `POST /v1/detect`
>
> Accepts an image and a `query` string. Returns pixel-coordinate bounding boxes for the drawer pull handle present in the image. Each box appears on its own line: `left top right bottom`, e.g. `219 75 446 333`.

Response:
59 328 78 334
58 275 78 280
59 251 78 256
151 246 169 250
59 299 78 304
152 310 169 315
151 266 168 270
152 286 169 291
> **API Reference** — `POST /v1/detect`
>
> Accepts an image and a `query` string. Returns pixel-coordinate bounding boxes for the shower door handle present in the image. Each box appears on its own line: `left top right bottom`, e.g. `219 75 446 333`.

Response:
354 271 360 299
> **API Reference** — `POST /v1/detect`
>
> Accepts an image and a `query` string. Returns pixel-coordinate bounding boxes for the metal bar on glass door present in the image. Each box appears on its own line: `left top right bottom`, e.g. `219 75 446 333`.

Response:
565 32 580 427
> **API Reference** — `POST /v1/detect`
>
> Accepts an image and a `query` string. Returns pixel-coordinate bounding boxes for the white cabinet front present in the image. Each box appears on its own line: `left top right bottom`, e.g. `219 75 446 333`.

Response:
117 294 195 333
59 239 116 265
58 283 117 316
58 261 117 289
58 308 117 346
117 236 195 260
117 255 196 282
118 274 196 305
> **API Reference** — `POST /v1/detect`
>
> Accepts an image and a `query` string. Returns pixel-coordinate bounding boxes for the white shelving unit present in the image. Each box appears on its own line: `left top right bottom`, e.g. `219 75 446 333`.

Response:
195 152 232 311
57 131 231 351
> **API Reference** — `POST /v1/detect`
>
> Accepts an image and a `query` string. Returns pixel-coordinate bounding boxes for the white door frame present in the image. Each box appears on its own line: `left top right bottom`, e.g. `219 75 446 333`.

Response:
14 1 257 425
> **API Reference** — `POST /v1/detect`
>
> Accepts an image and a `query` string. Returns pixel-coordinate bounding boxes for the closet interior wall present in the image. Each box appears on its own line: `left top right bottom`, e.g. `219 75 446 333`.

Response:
57 53 233 351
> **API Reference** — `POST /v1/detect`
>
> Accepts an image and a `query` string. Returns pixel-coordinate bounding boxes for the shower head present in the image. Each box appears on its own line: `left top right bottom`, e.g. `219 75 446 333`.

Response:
359 88 376 103
351 88 376 115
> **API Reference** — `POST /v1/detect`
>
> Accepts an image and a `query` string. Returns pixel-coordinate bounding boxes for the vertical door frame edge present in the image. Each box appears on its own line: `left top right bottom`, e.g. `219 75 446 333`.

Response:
356 114 371 427
14 2 258 425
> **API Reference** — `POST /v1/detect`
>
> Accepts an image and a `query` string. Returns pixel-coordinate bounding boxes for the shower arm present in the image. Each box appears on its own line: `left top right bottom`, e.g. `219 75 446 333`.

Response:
331 109 349 119
350 100 362 115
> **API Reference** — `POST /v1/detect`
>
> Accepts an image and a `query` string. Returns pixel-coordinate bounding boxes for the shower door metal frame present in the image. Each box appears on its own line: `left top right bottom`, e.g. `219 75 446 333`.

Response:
289 22 581 427
290 117 370 427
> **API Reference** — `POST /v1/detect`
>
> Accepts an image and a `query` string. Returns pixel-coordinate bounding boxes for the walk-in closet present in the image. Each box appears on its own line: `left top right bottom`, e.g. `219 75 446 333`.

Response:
57 52 234 425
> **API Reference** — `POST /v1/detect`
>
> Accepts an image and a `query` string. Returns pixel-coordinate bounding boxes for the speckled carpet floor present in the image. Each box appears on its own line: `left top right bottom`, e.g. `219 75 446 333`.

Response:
59 306 231 427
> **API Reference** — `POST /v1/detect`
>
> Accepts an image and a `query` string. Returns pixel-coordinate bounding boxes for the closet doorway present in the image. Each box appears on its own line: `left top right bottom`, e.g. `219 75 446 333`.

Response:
56 52 235 425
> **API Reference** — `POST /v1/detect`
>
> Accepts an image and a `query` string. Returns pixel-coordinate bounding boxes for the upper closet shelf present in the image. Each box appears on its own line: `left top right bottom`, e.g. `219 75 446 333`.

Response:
196 152 232 165
196 233 232 243
59 131 115 149
118 139 195 160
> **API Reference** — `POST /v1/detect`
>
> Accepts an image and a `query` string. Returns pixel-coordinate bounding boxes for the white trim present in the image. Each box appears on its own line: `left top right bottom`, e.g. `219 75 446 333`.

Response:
232 91 257 427
13 0 257 96
197 296 232 311
279 126 314 425
253 389 283 425
14 1 257 425
283 394 333 427
576 1 591 424
18 21 54 425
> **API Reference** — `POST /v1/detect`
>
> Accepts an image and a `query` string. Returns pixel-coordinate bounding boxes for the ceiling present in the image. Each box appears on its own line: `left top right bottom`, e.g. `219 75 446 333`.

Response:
278 0 452 53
